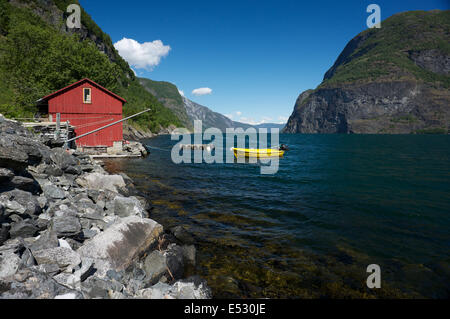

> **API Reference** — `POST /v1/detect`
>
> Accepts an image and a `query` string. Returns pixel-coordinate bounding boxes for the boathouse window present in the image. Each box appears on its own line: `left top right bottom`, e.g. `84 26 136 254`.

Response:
83 88 92 104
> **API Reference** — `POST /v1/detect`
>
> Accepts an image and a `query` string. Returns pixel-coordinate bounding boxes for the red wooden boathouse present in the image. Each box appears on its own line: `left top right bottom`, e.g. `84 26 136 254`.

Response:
38 78 126 149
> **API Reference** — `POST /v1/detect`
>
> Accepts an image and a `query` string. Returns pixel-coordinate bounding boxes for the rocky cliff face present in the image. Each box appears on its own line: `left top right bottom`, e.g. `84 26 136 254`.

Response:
284 10 450 134
9 0 128 75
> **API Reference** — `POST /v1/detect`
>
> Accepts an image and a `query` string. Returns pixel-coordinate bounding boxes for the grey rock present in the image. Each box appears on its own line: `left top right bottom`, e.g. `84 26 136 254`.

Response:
182 245 196 266
30 228 59 252
49 148 78 171
106 269 124 282
165 244 185 281
37 196 48 209
0 134 48 171
113 196 146 218
0 224 10 245
31 263 61 276
43 164 63 177
81 276 122 299
9 220 38 239
74 257 95 282
0 252 22 279
170 225 195 245
0 268 82 299
32 247 81 269
143 250 168 284
20 248 36 268
0 189 42 216
64 165 82 175
0 238 25 254
9 176 40 194
52 215 82 238
36 212 52 229
0 168 14 183
42 184 66 200
77 216 163 277
136 278 211 299
81 228 98 239
53 272 81 290
76 173 126 192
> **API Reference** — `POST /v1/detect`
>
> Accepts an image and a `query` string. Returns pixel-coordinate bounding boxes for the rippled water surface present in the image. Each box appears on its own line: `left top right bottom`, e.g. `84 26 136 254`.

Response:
104 134 450 298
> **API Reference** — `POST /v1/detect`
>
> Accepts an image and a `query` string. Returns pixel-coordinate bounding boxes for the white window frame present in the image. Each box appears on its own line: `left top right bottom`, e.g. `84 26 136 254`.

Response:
83 88 92 104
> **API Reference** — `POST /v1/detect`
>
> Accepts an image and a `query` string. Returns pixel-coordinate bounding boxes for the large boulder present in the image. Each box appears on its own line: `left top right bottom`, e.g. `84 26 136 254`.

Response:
76 173 126 193
77 216 163 276
0 134 50 171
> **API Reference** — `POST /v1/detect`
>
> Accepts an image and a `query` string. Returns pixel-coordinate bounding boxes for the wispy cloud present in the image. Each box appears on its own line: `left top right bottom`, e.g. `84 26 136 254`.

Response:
192 87 213 96
178 89 185 97
113 38 171 71
277 116 289 124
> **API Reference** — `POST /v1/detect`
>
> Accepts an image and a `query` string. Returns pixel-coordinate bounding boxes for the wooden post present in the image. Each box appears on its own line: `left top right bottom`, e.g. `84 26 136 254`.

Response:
55 113 61 140
66 121 69 144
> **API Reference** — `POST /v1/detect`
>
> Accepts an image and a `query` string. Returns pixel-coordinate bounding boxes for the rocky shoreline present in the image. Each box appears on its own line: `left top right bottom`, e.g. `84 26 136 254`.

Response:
0 116 211 299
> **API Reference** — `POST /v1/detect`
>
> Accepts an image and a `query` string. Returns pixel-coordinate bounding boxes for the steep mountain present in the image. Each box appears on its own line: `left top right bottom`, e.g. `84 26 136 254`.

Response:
283 10 450 134
0 0 181 134
138 78 193 130
182 97 248 131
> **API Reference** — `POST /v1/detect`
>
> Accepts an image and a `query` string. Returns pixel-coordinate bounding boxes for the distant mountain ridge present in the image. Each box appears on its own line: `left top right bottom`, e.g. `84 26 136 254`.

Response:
139 77 285 131
283 10 450 134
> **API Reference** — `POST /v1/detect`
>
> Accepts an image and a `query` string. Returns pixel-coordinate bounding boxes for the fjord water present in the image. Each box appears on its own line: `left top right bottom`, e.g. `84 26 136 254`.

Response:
104 134 450 298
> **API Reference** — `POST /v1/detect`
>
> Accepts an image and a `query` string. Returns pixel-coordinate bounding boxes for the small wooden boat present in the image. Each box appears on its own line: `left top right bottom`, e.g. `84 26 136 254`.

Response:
232 147 285 159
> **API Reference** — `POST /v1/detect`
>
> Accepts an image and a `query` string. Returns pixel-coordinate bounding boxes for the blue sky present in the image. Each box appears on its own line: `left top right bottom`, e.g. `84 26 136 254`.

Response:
79 0 448 125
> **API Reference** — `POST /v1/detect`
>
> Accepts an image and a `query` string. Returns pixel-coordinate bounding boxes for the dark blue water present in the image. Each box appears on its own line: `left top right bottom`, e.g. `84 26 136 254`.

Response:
104 134 450 298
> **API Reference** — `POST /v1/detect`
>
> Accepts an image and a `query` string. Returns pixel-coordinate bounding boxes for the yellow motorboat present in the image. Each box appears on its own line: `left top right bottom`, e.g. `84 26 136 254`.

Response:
232 147 285 159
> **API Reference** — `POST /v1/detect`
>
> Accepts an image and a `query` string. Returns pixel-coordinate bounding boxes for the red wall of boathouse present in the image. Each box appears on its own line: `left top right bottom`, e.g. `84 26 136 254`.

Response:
44 79 125 148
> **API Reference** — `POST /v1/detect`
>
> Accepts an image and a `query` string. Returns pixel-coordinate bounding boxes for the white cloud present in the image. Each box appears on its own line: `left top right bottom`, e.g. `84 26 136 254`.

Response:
278 116 289 124
236 111 242 116
114 38 171 71
225 114 234 120
192 88 213 96
178 89 185 97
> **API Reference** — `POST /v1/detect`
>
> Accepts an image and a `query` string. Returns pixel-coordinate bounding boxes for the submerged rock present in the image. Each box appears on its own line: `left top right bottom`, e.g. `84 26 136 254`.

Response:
136 277 211 299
